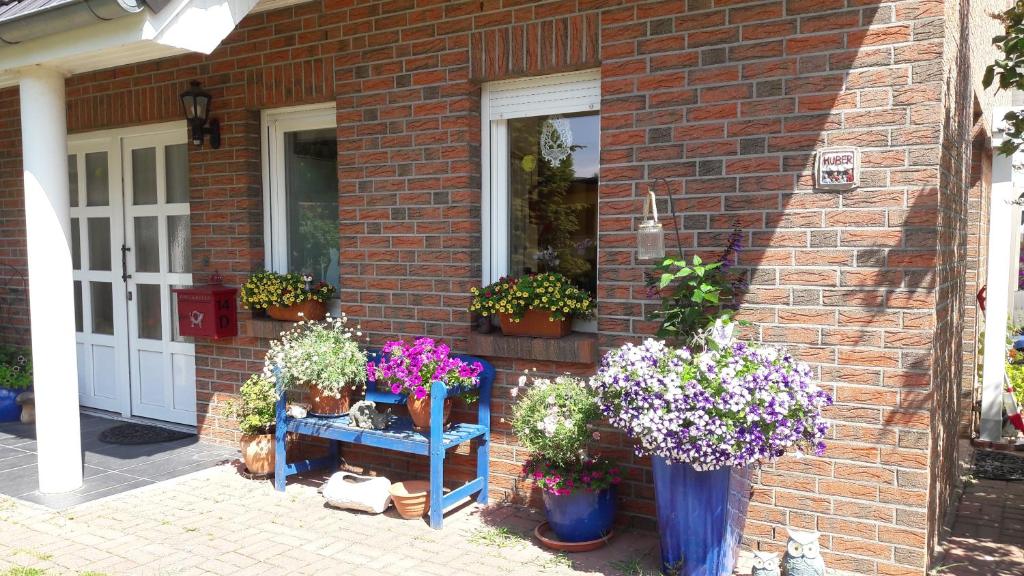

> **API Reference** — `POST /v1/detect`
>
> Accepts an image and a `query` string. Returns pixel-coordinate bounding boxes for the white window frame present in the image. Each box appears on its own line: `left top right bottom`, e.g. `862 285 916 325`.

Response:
261 103 337 275
481 70 601 329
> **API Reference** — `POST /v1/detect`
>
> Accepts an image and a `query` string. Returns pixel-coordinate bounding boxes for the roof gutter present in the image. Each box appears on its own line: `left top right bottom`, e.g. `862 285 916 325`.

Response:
0 0 151 45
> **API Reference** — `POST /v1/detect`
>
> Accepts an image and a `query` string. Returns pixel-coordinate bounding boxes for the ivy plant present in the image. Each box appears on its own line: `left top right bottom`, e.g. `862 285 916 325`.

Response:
983 1 1024 155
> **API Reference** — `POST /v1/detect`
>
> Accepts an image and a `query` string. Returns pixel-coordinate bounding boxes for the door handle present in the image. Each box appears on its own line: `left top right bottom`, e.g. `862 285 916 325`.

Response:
121 244 132 282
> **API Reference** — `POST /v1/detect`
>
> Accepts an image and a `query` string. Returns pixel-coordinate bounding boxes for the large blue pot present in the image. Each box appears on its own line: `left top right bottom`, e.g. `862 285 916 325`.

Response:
0 386 21 422
541 486 616 543
652 457 750 576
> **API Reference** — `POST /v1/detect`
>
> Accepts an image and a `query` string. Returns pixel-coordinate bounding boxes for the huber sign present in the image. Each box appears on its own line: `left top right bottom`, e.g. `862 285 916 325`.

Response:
815 147 859 190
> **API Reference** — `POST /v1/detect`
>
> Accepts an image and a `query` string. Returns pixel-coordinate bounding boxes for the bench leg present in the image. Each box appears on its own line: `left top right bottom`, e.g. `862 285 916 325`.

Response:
429 445 444 529
328 439 340 470
274 428 287 492
476 435 489 505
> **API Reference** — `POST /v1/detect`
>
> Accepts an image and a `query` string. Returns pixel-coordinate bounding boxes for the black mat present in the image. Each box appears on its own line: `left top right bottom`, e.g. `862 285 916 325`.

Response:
974 449 1024 481
98 423 194 445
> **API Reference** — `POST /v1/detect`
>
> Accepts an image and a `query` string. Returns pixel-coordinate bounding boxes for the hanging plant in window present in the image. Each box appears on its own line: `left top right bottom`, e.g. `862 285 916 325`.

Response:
539 117 573 166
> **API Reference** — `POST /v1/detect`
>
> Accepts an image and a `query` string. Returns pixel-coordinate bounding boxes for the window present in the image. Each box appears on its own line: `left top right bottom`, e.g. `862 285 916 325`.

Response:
482 71 601 325
262 105 339 292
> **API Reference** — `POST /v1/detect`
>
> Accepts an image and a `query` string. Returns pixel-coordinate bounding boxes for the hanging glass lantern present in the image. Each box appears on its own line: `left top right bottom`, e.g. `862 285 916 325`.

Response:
637 189 665 260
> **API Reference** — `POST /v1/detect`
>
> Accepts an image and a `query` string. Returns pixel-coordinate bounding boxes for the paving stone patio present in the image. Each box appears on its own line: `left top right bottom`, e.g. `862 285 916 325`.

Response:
937 477 1024 575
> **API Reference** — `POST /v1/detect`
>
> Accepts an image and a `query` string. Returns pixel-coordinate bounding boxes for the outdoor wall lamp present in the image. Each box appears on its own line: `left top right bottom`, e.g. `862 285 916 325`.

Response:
179 81 220 149
637 178 684 260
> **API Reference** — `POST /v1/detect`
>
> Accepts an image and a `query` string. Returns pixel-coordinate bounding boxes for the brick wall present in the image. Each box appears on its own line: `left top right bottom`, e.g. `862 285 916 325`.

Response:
0 0 1009 573
0 87 29 349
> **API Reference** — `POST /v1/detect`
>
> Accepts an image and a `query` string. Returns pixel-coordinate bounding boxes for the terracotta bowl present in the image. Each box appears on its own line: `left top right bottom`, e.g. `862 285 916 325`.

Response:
534 521 613 552
389 480 430 519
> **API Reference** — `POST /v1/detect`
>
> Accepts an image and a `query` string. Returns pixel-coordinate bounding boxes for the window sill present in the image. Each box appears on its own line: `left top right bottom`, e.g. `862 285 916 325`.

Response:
466 330 599 365
239 315 295 340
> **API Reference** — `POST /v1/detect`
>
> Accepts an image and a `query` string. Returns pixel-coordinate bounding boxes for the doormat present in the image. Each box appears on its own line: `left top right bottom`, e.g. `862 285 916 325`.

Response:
973 449 1024 481
99 423 194 445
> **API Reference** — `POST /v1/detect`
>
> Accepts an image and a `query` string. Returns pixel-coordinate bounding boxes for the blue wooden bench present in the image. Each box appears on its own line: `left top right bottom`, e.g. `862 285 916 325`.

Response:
273 354 494 529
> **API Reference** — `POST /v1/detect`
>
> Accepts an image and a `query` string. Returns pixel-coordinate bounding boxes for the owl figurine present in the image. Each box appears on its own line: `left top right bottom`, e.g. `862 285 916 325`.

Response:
782 529 825 576
751 550 780 576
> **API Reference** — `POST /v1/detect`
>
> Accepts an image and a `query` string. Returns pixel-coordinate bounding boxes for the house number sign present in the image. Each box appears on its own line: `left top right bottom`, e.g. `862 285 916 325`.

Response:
815 147 859 191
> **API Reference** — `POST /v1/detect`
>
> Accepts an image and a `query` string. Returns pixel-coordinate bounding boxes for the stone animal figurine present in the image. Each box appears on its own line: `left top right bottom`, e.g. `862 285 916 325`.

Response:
349 400 391 430
782 529 825 576
751 550 780 576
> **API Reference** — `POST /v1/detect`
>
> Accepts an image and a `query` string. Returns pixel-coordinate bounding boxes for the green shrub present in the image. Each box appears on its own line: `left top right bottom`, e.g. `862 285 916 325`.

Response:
226 374 277 435
0 347 31 390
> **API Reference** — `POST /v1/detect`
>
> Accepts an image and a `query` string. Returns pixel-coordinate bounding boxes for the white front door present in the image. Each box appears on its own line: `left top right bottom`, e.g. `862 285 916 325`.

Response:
69 123 196 426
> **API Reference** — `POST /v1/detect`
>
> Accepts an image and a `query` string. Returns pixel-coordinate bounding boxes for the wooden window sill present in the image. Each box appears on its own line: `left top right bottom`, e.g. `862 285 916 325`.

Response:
466 331 599 365
239 316 296 340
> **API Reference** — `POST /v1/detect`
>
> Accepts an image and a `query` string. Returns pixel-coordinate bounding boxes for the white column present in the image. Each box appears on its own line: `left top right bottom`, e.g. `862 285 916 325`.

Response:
19 67 83 493
980 141 1017 442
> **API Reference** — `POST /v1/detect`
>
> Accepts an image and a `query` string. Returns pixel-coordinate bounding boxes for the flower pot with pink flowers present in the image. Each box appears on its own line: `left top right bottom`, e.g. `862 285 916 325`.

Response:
366 338 484 431
510 374 620 549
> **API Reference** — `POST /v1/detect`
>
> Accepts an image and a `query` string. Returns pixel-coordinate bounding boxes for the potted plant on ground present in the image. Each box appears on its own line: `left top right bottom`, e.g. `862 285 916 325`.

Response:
510 374 620 548
226 373 278 475
0 347 31 422
469 272 593 338
367 338 483 431
265 315 367 416
590 321 832 576
240 271 334 322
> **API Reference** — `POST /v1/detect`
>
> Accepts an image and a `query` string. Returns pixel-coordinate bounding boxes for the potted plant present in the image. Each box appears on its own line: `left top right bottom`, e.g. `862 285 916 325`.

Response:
366 338 483 431
226 373 278 475
265 315 367 416
0 347 31 422
590 320 832 576
469 272 593 338
509 374 620 548
240 271 335 322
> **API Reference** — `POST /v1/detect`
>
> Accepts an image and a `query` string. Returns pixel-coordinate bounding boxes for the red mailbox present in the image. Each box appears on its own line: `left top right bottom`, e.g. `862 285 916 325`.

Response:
172 284 238 339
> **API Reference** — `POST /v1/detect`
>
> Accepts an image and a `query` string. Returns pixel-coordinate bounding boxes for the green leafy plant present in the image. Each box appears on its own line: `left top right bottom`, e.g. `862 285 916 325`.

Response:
470 272 594 322
509 374 620 494
983 2 1024 155
0 347 31 390
225 374 277 435
263 315 367 397
239 271 335 311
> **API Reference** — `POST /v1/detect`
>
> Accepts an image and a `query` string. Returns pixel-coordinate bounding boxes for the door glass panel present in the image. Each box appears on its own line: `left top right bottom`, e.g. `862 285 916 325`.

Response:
71 218 81 270
68 154 78 208
132 148 158 205
73 281 83 333
165 144 189 204
87 217 111 271
134 216 160 273
85 152 109 207
284 128 339 291
137 284 162 340
507 112 599 295
167 215 191 273
90 281 113 335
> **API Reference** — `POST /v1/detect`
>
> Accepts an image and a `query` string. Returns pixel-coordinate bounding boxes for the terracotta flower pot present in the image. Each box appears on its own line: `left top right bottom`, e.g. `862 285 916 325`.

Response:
309 385 355 416
240 432 276 475
406 395 452 431
389 480 430 519
267 300 327 322
498 309 572 338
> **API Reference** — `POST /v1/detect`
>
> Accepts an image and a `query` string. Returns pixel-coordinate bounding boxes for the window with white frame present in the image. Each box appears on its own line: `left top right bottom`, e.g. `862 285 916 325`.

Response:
482 70 601 323
262 105 340 292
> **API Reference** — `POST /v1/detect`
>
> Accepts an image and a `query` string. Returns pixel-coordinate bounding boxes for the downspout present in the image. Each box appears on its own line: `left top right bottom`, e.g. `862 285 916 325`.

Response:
0 0 145 45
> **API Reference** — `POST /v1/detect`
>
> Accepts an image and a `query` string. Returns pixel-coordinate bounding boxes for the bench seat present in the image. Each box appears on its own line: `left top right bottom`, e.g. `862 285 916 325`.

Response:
283 414 488 455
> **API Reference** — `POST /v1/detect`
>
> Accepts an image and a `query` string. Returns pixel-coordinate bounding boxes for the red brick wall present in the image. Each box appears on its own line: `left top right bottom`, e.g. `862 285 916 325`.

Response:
0 87 30 349
0 0 985 573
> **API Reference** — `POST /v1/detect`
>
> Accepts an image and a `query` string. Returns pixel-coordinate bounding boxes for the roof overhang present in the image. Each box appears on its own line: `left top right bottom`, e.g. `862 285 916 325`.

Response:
0 0 262 88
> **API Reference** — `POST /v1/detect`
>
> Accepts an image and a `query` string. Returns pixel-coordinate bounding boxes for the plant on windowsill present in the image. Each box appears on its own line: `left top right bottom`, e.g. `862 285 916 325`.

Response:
509 373 620 549
366 338 483 431
264 314 368 416
469 272 594 339
225 373 279 476
0 347 31 423
239 270 335 322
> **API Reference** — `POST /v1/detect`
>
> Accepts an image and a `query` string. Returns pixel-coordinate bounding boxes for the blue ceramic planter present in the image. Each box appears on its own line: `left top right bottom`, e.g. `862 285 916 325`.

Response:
0 386 21 422
652 457 750 576
541 486 616 543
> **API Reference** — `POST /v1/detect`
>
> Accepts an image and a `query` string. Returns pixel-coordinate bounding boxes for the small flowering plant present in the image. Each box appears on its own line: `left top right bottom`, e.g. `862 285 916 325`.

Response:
510 374 620 495
264 314 367 397
0 347 31 390
240 271 335 310
367 338 483 401
590 320 832 471
469 272 594 322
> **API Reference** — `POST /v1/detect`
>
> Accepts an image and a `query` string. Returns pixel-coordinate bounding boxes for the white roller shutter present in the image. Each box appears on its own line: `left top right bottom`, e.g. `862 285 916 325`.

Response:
484 69 601 120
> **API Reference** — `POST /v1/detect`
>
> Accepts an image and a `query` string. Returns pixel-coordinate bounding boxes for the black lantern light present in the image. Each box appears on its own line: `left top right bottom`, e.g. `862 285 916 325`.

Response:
179 81 220 149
